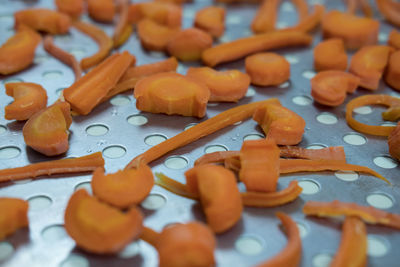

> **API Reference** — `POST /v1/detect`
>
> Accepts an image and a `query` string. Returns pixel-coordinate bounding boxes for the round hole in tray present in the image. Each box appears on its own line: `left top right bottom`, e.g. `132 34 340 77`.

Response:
164 156 188 170
276 21 289 29
245 87 256 97
0 125 6 135
177 64 186 74
13 179 32 185
207 102 219 107
367 235 389 257
42 70 63 80
184 123 197 131
56 87 66 96
292 95 313 106
378 32 388 42
183 9 195 19
298 180 320 195
335 171 359 182
69 48 86 58
86 124 109 136
306 144 327 149
285 55 299 64
381 121 397 127
235 235 264 256
243 134 264 141
145 134 167 146
219 35 233 43
3 78 23 84
353 106 372 115
28 195 52 212
316 112 338 125
0 146 21 159
75 181 92 194
373 155 398 169
343 133 367 146
119 241 140 258
34 54 49 64
0 242 14 261
127 114 148 126
41 225 68 242
141 193 167 210
312 253 332 267
227 15 242 25
278 81 290 88
302 70 316 79
60 254 89 267
0 14 13 24
366 193 394 209
282 1 295 11
296 222 308 238
102 145 126 159
110 95 130 106
204 144 228 154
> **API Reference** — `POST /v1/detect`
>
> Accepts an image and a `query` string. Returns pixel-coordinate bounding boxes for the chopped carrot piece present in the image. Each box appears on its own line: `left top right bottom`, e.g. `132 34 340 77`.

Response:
376 0 400 27
0 198 29 241
202 31 312 67
253 102 306 145
64 189 143 254
128 1 182 28
245 52 290 86
186 67 250 102
388 122 400 160
349 45 392 90
251 0 281 34
64 51 135 115
91 164 154 209
330 217 367 267
0 152 104 183
321 10 379 50
14 8 70 34
256 212 301 267
72 21 114 70
140 226 160 247
313 38 348 72
303 200 400 229
5 82 47 121
22 101 72 156
134 72 210 117
388 30 400 50
87 0 115 23
55 0 84 18
283 4 325 33
194 6 225 38
137 19 178 51
385 50 400 91
0 27 41 75
113 0 132 48
43 36 81 81
167 28 213 61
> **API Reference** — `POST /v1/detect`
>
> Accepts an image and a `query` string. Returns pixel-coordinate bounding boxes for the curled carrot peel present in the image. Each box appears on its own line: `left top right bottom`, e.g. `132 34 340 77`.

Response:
72 21 114 70
128 1 182 28
138 19 178 51
313 38 347 72
376 0 400 27
113 0 132 48
5 82 47 121
125 98 280 169
388 122 400 160
194 6 225 38
256 212 301 267
388 30 400 50
14 9 71 34
87 0 116 23
43 36 81 80
0 152 104 183
202 31 312 67
330 217 367 267
55 0 84 18
155 173 199 199
251 0 281 34
303 200 400 229
282 4 325 33
385 50 400 91
0 198 29 241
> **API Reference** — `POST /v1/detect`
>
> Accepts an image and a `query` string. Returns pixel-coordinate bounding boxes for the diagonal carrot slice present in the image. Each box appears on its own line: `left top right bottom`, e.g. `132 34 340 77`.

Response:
385 50 400 91
388 30 400 50
128 1 182 27
137 19 178 51
87 0 115 23
0 198 29 241
313 38 348 72
194 6 225 38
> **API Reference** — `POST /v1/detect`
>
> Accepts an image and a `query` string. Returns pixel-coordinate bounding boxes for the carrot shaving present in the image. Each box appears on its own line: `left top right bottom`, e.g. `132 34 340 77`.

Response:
155 173 199 199
0 198 29 241
376 0 400 27
113 0 132 48
140 226 160 247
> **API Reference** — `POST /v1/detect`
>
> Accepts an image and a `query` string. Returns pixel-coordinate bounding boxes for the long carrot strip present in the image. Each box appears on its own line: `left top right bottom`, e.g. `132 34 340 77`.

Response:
113 0 132 48
376 0 400 27
194 151 240 166
140 226 160 247
155 173 199 199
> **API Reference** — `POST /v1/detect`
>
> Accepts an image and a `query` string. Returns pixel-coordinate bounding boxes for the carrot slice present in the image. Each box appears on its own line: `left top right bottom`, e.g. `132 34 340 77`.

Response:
14 8 70 34
134 72 210 118
303 200 400 229
202 31 312 67
43 35 82 81
376 0 400 27
64 51 135 115
251 0 281 34
0 198 29 241
0 27 41 75
64 189 143 254
72 21 114 70
282 4 325 33
349 45 392 90
321 10 379 50
313 38 348 72
22 101 72 156
194 6 225 38
167 28 213 61
388 122 400 160
388 30 400 50
87 0 116 23
137 19 178 51
113 0 132 48
385 50 400 91
55 0 84 18
245 52 290 86
186 67 250 102
5 82 47 121
128 1 182 28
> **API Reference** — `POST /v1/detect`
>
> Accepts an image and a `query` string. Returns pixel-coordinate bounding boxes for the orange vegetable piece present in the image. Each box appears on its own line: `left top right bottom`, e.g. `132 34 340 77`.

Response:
5 82 47 121
346 0 373 17
385 50 400 91
91 164 154 209
167 28 213 61
87 0 116 23
245 52 290 86
330 217 367 267
134 72 210 118
55 0 84 18
321 10 379 50
202 31 312 67
128 1 182 28
313 38 348 72
282 4 325 33
311 71 360 106
186 67 250 102
256 212 301 267
0 27 41 75
113 0 132 48
0 152 104 183
376 0 400 27
0 198 29 241
23 101 72 156
14 8 70 34
194 6 225 38
388 30 400 50
388 122 400 160
64 189 143 254
137 19 178 51
64 51 135 115
251 0 281 34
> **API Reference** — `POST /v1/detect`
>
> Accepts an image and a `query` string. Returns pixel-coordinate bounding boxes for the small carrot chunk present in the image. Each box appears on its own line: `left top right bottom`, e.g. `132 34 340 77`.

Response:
388 122 400 160
87 0 116 23
251 0 280 34
134 72 210 118
14 8 70 34
23 101 72 156
385 50 400 91
245 52 290 86
5 82 47 121
128 1 182 28
186 67 250 102
313 38 348 72
137 19 178 51
376 0 400 28
0 198 29 241
388 30 400 50
55 0 84 18
194 6 225 38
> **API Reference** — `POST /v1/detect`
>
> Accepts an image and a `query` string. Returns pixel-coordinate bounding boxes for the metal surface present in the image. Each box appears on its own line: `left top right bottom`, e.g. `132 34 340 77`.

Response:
0 0 399 266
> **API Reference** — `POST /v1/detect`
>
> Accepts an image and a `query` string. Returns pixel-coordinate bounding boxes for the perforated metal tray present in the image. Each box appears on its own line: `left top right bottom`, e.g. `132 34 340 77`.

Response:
0 0 399 266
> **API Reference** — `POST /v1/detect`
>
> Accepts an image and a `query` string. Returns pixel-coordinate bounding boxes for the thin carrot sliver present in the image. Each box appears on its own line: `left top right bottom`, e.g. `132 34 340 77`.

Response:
113 0 131 48
155 173 199 199
282 4 325 33
140 226 160 247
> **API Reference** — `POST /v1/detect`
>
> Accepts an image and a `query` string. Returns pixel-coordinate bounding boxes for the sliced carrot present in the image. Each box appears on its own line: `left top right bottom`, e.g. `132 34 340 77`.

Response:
303 200 400 229
0 27 41 75
5 82 47 121
64 51 135 115
0 198 29 241
194 6 225 38
282 4 325 33
64 189 143 254
388 30 400 50
376 0 400 27
321 10 379 50
14 8 70 34
128 1 182 28
0 152 104 183
22 101 72 156
113 0 132 48
202 31 312 67
137 19 178 51
349 45 392 90
385 50 400 91
134 72 210 117
72 20 114 70
388 122 400 160
167 28 213 61
330 217 367 267
251 0 281 34
186 67 250 102
55 0 84 18
87 0 116 23
313 38 348 72
245 52 290 86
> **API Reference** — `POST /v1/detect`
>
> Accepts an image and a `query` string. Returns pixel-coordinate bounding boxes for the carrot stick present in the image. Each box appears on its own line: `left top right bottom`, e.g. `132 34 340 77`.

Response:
388 30 400 50
251 0 281 34
194 6 226 38
140 226 160 247
0 198 29 241
388 122 400 160
376 0 400 27
155 172 199 199
194 151 240 166
113 0 132 48
137 19 179 51
385 50 400 91
55 0 84 18
87 0 116 23
313 38 348 72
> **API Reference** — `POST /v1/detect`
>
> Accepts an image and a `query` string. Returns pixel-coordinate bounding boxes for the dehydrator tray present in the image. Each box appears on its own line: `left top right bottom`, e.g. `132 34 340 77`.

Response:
0 0 399 266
